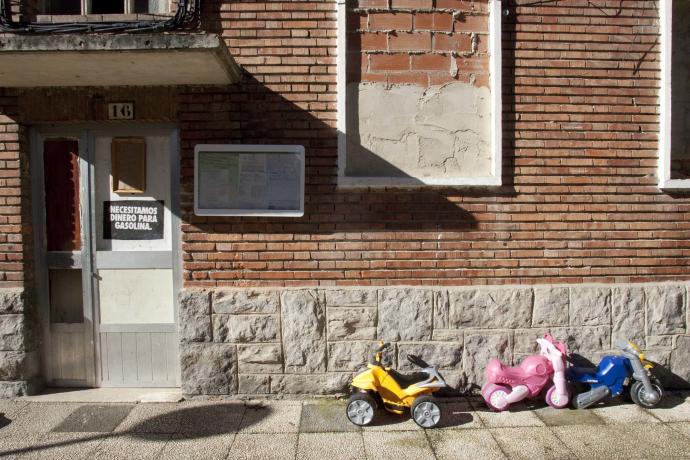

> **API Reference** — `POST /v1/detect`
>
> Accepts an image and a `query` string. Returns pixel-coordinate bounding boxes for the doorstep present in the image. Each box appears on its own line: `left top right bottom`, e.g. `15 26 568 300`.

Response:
19 387 183 403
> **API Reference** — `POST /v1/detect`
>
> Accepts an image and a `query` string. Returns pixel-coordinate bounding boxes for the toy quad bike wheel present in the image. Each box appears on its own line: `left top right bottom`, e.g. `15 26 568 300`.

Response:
630 377 664 409
346 392 377 426
411 395 442 428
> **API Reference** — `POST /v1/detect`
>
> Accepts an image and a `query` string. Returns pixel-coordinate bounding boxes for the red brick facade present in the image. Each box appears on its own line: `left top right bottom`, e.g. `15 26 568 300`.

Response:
0 0 686 289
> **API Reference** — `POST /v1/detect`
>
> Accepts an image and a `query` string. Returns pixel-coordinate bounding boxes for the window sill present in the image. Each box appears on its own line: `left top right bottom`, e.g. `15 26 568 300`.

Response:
337 176 502 189
35 13 173 23
659 179 690 190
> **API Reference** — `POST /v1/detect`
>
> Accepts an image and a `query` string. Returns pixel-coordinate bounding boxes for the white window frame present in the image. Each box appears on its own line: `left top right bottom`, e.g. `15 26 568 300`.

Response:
659 0 690 189
193 144 305 218
336 0 503 188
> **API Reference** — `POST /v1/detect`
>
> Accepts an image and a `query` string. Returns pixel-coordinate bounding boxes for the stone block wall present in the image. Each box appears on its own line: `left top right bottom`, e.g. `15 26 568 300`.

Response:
0 288 40 397
179 282 690 396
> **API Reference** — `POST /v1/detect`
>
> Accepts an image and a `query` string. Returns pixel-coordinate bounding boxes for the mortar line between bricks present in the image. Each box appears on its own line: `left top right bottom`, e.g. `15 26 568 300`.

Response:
484 427 510 460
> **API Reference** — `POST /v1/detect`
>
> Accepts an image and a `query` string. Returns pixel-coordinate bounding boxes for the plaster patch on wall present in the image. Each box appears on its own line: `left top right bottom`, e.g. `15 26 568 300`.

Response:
345 81 491 179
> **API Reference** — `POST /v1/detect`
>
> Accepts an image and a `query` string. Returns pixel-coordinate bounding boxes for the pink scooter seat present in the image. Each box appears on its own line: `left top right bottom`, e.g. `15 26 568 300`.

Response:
484 355 553 395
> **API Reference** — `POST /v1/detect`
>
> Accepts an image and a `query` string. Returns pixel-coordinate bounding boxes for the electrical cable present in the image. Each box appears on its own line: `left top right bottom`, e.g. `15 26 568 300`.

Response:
0 0 200 33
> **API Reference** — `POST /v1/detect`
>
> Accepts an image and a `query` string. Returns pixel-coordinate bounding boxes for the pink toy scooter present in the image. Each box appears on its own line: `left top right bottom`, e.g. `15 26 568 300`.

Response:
481 334 570 411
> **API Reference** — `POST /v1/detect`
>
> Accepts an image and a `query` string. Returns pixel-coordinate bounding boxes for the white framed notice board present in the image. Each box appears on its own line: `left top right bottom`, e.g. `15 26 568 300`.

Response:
194 144 305 217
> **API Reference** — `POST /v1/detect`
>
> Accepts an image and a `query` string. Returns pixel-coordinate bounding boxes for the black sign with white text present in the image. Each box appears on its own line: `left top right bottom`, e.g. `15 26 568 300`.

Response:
103 200 164 240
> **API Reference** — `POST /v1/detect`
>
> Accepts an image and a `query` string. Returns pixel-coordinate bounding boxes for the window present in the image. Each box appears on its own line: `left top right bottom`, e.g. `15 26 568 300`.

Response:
337 0 502 187
40 0 170 16
659 0 690 189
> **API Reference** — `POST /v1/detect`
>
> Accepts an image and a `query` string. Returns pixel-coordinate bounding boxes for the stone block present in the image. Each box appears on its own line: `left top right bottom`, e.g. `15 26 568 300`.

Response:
325 289 377 307
432 329 463 342
377 289 433 342
0 289 24 314
270 373 352 394
450 288 532 329
647 335 674 348
178 290 211 342
569 287 611 326
462 331 512 388
396 342 462 371
180 342 237 395
611 287 645 345
281 290 327 373
0 351 39 380
213 289 279 314
646 285 686 335
213 314 279 343
671 336 690 386
327 341 371 372
237 344 282 373
513 328 566 354
0 315 26 351
532 287 568 327
0 380 32 398
434 290 450 329
327 307 376 341
238 375 270 394
564 326 610 353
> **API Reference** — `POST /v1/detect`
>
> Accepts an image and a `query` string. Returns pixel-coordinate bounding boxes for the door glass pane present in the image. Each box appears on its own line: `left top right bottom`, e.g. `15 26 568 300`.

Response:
44 139 81 252
91 0 124 14
49 269 83 324
98 269 173 324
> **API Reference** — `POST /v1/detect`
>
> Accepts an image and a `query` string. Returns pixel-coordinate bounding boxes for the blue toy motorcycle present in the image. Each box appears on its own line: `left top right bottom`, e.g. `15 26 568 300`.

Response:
566 339 664 409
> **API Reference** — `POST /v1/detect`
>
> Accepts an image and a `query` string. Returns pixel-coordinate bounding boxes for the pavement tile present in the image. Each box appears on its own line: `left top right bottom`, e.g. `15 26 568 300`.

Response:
0 433 43 459
590 402 660 424
644 393 690 422
300 401 359 433
533 406 604 426
551 423 690 459
361 410 419 431
229 433 297 459
91 433 172 460
239 401 301 434
0 403 82 435
490 427 575 460
21 432 108 459
471 401 545 428
437 401 483 429
362 431 435 460
296 432 365 460
53 405 134 433
157 433 235 460
428 429 506 460
116 402 243 436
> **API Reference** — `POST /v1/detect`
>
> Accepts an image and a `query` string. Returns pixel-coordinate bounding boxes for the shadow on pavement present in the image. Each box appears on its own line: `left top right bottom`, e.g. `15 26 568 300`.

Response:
0 402 267 457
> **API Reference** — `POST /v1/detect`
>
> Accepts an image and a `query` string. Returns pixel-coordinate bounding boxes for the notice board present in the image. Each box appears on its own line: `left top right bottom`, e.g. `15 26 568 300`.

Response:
194 145 305 217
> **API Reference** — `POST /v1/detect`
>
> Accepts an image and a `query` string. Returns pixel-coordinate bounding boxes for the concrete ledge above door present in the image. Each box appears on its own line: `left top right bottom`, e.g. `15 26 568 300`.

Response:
0 33 241 86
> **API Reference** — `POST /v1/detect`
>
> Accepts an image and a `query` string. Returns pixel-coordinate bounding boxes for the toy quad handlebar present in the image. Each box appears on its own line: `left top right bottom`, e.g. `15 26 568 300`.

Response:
407 354 430 369
370 341 391 365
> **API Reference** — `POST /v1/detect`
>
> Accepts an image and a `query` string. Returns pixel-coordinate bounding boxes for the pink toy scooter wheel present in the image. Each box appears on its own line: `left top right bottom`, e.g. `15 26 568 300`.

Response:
483 384 511 411
545 385 570 409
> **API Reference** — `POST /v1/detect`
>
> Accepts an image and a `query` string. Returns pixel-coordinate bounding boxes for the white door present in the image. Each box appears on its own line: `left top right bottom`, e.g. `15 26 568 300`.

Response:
92 131 180 387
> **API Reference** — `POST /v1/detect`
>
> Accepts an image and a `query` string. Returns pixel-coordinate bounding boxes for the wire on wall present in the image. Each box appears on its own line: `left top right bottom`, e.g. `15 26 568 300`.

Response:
0 0 200 33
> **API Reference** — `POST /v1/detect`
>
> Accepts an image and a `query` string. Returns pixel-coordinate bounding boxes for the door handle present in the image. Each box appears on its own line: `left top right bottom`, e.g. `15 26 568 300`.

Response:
92 272 102 281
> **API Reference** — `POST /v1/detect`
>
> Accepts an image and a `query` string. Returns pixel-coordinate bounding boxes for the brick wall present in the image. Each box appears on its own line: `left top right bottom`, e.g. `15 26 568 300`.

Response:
348 0 490 86
0 90 29 289
179 0 689 288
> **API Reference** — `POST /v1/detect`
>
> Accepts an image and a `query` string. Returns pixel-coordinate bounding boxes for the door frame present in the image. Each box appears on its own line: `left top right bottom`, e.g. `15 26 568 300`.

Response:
31 123 182 388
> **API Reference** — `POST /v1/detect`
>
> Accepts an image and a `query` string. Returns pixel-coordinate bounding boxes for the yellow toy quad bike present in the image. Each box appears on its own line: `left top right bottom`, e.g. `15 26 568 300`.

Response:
345 341 448 428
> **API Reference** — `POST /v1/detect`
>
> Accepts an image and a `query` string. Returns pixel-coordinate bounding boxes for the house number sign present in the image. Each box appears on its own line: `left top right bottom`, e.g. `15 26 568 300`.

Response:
107 102 134 120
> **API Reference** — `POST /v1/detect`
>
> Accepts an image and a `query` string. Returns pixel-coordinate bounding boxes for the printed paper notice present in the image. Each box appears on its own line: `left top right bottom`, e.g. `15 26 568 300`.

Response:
267 154 300 210
238 154 268 209
198 153 239 209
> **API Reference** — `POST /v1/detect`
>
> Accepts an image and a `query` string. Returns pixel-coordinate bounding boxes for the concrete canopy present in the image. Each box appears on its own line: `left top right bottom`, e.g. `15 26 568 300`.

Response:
0 33 241 87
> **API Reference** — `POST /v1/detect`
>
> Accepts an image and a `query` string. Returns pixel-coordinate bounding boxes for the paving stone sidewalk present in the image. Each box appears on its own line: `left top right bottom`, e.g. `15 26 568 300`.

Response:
1 392 690 459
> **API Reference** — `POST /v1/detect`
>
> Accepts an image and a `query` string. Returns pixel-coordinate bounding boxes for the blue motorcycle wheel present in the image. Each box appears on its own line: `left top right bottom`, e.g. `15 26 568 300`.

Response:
630 379 664 408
